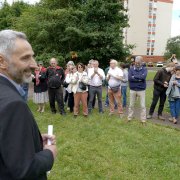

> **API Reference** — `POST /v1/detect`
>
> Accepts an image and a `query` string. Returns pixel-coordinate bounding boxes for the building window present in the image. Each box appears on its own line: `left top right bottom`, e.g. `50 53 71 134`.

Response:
152 27 156 32
151 51 154 55
149 2 153 8
147 42 150 48
147 49 150 55
148 26 151 32
153 2 157 9
148 18 152 24
151 42 155 48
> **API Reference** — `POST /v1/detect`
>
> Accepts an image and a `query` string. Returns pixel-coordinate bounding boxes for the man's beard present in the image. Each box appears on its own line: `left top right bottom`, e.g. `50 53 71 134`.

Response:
23 75 32 83
8 65 32 84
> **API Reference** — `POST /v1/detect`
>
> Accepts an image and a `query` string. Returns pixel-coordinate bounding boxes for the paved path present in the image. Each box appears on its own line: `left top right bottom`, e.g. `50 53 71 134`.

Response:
122 107 180 129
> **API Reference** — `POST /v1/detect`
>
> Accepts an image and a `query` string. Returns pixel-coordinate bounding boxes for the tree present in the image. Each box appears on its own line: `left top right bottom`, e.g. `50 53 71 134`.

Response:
0 1 30 30
10 0 131 67
164 36 180 60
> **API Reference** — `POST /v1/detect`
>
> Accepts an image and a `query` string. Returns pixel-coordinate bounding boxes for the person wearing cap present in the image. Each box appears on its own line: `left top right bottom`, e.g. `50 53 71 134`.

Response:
166 66 180 124
147 62 175 120
32 61 48 113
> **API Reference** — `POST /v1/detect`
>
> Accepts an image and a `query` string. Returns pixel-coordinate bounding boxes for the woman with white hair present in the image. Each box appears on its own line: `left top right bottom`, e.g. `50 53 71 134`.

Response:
64 61 75 108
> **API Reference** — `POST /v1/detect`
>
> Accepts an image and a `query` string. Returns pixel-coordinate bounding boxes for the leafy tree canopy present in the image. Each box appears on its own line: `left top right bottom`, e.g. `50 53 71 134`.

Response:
0 0 131 68
164 36 180 60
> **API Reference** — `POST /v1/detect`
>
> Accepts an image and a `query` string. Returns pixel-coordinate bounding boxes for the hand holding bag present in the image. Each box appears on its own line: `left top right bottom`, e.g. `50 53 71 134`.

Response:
79 82 87 91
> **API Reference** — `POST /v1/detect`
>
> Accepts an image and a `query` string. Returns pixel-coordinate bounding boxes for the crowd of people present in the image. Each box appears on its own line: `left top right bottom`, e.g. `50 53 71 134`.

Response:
31 55 180 125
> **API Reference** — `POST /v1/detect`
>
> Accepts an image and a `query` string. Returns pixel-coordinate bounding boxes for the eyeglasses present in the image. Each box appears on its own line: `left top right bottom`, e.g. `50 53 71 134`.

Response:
78 66 83 68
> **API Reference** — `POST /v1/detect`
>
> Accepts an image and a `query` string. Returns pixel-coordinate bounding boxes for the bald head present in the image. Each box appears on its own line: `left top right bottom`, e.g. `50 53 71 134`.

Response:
50 58 57 68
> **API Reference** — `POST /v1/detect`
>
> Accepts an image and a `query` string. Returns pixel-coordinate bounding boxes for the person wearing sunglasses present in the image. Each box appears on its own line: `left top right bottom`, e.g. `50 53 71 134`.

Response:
71 63 89 117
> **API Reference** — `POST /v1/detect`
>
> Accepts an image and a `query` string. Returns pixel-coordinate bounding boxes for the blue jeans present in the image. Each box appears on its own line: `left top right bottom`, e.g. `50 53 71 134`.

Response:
169 99 180 119
121 86 127 108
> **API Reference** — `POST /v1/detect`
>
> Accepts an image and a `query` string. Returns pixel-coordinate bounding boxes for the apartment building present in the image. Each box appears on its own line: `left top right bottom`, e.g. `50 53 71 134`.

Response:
124 0 173 62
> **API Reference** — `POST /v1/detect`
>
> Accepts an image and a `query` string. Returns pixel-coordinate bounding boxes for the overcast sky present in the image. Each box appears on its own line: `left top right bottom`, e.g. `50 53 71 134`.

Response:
1 0 180 37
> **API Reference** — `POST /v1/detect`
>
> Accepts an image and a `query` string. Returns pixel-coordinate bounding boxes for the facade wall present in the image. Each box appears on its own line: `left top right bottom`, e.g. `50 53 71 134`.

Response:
154 1 173 56
125 0 173 62
126 0 149 55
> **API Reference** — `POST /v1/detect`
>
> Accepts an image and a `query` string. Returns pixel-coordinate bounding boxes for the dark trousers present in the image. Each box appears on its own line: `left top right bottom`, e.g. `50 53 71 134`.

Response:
87 85 96 108
64 90 69 104
88 86 103 112
48 87 65 113
149 88 166 116
68 92 74 112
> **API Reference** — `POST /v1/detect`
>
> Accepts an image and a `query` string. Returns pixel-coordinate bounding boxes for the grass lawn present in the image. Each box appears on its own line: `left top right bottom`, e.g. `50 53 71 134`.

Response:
146 70 156 81
29 85 180 180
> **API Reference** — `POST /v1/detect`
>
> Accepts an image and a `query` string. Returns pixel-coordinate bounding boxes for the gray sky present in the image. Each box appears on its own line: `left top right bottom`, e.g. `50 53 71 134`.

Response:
1 0 180 37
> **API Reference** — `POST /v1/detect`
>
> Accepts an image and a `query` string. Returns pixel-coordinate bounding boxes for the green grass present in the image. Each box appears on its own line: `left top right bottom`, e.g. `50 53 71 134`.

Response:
146 71 156 81
29 85 180 180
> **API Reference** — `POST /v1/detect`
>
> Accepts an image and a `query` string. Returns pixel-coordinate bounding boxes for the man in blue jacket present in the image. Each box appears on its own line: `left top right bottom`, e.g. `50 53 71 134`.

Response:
128 56 147 123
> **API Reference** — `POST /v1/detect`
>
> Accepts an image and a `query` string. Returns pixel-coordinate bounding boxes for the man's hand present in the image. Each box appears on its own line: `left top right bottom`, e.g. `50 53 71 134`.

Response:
173 81 178 85
42 134 56 146
44 145 57 159
164 81 168 87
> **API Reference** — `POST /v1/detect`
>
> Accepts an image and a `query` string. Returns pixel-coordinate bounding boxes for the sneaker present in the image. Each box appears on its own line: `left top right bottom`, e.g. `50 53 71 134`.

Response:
169 117 173 122
119 114 124 119
147 115 152 119
109 112 114 116
61 112 66 116
105 104 109 107
158 115 165 121
173 120 177 124
141 120 147 125
99 111 104 114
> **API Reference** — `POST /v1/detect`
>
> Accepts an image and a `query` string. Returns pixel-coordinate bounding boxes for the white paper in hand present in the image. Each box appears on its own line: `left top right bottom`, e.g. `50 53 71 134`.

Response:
47 125 53 174
47 125 53 145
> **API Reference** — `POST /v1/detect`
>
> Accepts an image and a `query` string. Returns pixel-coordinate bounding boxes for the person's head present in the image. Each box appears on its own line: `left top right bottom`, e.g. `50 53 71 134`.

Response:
166 62 175 72
110 59 118 69
172 54 176 58
0 30 37 84
93 60 99 68
89 59 94 68
134 56 143 68
130 56 136 65
76 63 85 73
69 64 75 73
175 66 180 76
120 63 126 70
67 60 74 68
50 58 57 68
38 61 43 68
